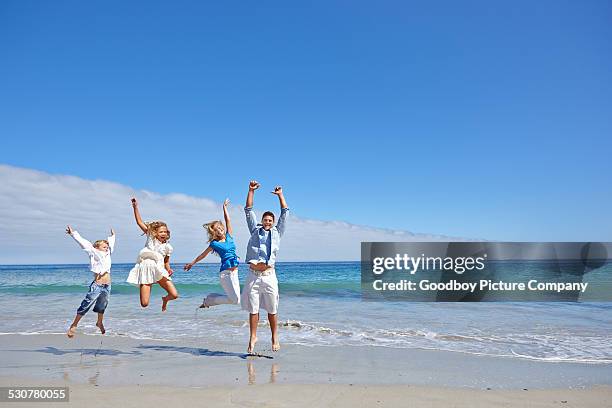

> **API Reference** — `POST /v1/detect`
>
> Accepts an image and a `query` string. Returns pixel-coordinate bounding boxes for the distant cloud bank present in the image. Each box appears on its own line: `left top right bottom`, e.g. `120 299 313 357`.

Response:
0 164 460 264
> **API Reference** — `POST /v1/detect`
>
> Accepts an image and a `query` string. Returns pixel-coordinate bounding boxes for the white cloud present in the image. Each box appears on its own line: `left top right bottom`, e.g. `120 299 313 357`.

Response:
0 164 461 264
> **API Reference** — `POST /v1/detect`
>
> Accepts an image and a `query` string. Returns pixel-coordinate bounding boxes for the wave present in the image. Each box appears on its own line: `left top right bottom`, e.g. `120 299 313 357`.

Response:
2 323 611 365
0 281 361 298
278 320 612 364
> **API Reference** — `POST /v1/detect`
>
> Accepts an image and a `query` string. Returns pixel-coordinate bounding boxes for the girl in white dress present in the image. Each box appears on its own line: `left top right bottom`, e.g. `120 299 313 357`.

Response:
126 198 179 311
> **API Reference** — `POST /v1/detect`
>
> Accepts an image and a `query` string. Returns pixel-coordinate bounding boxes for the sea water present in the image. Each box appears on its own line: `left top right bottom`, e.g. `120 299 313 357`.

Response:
0 262 610 364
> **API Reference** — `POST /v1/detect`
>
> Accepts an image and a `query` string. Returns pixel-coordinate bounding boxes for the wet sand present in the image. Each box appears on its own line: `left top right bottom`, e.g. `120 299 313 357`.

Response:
0 333 610 407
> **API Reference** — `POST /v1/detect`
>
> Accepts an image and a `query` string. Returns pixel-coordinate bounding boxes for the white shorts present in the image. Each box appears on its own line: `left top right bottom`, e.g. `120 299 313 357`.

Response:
241 268 279 314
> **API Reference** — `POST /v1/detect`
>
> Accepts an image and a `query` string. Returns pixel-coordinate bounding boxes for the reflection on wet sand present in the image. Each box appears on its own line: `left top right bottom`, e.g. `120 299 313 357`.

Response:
247 361 280 385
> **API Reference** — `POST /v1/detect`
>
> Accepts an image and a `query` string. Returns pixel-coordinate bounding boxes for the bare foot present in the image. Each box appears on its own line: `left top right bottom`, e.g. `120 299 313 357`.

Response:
272 341 281 352
162 296 169 312
66 325 77 338
96 322 106 334
247 336 258 354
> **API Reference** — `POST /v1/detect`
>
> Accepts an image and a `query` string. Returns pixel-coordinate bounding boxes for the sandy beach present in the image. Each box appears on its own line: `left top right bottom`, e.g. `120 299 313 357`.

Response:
1 263 611 407
0 333 610 407
1 377 610 408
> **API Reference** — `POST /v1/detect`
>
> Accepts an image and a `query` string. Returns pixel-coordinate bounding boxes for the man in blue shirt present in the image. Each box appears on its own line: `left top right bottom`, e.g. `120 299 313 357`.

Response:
242 180 289 354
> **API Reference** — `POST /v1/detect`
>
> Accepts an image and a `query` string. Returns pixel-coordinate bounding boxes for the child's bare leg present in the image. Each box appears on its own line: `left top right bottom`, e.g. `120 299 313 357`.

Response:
158 278 179 312
95 313 106 334
139 284 152 307
268 313 280 351
67 314 83 338
248 313 259 353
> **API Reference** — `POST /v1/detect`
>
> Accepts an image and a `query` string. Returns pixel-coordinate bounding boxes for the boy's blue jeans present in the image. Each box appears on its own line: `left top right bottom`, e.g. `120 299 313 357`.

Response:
76 281 111 315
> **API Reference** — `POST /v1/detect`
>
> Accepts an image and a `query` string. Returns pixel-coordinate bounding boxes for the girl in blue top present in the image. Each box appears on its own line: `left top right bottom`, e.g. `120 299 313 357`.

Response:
184 199 241 308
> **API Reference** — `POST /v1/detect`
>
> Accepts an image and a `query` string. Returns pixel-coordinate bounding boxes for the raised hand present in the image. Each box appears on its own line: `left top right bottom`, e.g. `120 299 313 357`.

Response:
110 228 115 236
131 197 148 233
66 225 73 235
271 186 283 196
223 198 230 208
249 180 260 191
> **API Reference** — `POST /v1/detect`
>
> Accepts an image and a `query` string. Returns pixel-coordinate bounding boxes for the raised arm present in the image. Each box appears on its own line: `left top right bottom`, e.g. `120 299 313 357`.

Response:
246 180 259 208
245 180 260 233
223 198 233 236
131 198 148 234
107 228 116 253
272 186 289 236
272 186 288 209
184 247 214 271
66 225 94 253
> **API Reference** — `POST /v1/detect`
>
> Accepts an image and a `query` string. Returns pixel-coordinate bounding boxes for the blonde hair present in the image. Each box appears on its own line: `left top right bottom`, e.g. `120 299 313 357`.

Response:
93 240 109 249
146 221 170 240
203 220 224 243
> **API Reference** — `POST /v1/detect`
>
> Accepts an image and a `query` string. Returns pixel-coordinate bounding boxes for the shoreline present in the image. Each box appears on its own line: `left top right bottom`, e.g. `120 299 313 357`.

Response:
0 333 610 389
2 329 611 366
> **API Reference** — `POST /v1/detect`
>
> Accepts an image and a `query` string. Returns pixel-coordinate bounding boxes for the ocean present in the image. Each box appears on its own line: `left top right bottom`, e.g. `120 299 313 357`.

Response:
0 262 610 364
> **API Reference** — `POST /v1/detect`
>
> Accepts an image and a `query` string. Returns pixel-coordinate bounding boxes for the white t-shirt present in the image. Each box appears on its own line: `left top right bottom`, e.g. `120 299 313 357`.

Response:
145 235 173 257
71 231 115 275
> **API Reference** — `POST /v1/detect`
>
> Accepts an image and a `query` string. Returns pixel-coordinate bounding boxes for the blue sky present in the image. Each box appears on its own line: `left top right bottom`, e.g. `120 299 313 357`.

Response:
1 0 611 241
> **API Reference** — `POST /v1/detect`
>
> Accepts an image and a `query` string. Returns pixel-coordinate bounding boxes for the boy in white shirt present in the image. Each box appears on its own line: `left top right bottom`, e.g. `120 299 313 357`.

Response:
65 225 115 338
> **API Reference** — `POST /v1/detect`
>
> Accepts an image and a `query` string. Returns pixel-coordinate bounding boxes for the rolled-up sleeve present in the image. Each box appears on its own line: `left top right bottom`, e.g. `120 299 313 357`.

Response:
245 207 258 234
71 231 94 254
276 207 289 237
107 234 116 253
